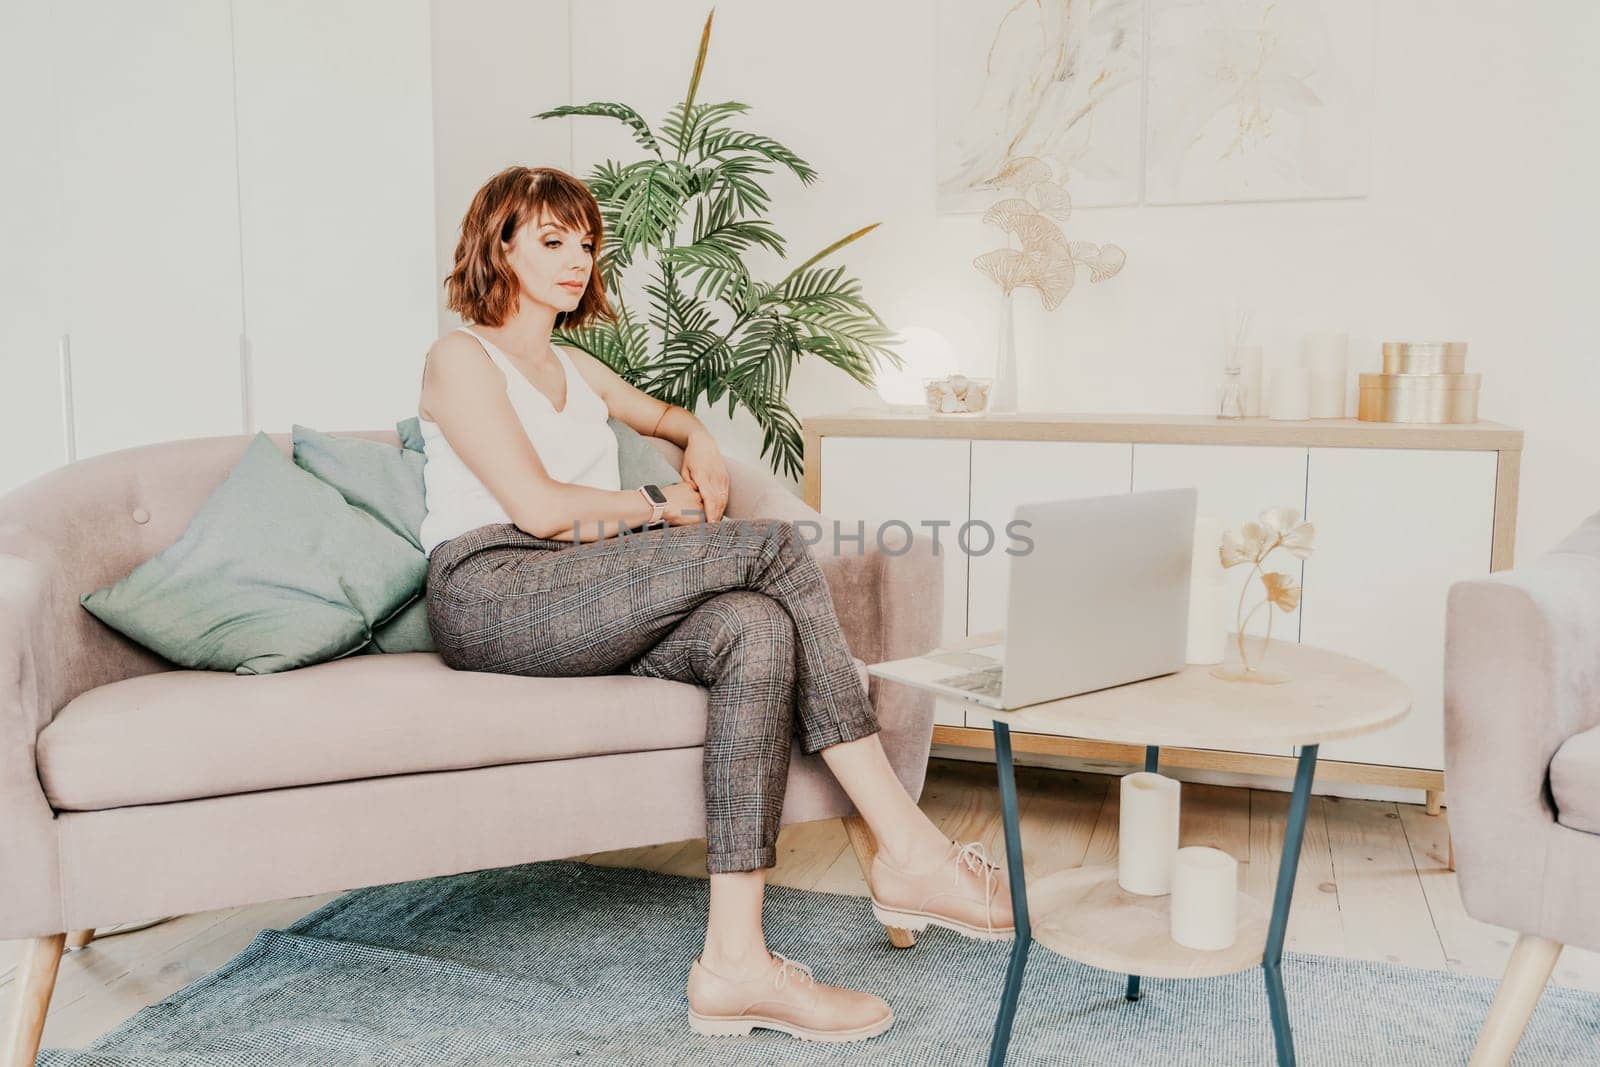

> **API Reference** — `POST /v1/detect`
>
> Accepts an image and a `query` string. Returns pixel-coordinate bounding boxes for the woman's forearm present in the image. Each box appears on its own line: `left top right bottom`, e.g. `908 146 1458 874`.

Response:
652 403 711 449
514 483 655 542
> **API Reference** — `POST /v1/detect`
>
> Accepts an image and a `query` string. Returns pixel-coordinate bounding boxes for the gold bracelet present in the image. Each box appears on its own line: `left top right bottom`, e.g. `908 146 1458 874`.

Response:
649 403 672 438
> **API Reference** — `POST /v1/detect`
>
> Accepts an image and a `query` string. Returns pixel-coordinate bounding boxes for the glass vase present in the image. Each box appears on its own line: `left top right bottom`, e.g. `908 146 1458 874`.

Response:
990 292 1018 413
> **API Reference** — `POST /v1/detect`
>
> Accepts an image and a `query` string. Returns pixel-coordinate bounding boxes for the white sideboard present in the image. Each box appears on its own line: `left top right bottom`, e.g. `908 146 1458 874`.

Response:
805 411 1522 807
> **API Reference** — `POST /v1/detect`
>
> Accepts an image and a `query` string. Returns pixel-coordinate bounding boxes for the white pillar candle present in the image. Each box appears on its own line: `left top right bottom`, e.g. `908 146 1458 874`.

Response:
1234 345 1264 417
1302 331 1349 419
1267 365 1310 421
1118 772 1181 896
1186 516 1227 665
1170 846 1239 950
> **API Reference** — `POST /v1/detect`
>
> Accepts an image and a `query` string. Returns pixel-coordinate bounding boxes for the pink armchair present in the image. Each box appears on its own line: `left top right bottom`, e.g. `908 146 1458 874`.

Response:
1444 508 1600 1065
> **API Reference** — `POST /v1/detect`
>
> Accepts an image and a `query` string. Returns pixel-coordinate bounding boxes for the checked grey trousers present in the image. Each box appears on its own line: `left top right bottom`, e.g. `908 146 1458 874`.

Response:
424 517 882 874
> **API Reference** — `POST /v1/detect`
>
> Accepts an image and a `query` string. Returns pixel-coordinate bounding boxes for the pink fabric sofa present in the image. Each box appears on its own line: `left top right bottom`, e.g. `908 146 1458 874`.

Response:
0 429 941 1066
1444 507 1600 1065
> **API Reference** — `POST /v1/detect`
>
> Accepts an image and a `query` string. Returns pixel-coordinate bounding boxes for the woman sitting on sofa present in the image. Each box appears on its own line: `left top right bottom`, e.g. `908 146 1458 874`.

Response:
416 165 1013 1043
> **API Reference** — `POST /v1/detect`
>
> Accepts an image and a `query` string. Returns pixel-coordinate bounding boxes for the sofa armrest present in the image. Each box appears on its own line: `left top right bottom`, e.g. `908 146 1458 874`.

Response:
724 457 944 799
1444 545 1600 932
0 554 66 938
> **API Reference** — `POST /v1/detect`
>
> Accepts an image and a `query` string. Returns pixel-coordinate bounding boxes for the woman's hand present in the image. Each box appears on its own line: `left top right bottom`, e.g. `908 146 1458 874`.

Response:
680 431 730 523
663 481 706 526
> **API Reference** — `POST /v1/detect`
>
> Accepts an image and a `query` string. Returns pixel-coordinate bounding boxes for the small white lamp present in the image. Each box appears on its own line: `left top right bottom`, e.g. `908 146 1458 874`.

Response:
875 326 959 406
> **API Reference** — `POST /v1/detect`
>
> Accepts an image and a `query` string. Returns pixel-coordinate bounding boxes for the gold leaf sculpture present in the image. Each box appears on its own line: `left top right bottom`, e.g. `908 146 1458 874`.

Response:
1214 507 1317 684
973 248 1033 292
974 155 1125 311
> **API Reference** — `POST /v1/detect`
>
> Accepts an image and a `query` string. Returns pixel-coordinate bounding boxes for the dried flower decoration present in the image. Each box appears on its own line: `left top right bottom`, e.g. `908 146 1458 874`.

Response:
1215 507 1317 683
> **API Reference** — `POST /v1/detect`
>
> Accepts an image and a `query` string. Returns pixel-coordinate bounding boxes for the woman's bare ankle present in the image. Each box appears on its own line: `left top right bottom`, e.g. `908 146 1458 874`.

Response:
878 824 953 872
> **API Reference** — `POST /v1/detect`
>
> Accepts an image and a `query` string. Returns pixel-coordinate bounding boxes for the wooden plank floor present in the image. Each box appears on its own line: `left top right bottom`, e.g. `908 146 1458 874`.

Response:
5 758 1599 1050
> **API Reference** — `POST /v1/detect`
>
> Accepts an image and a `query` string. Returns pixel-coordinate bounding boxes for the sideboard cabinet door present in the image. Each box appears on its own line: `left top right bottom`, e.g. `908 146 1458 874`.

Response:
1300 448 1498 770
820 436 971 727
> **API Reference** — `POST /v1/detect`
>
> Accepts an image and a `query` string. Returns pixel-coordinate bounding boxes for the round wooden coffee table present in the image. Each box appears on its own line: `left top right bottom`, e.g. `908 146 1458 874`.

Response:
975 636 1410 1067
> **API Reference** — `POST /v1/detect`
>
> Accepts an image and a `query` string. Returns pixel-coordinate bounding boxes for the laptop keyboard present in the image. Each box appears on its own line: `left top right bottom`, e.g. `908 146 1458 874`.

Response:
939 664 1005 697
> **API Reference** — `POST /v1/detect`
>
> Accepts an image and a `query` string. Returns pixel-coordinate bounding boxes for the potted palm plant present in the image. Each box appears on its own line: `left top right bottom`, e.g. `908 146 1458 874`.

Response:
537 11 900 479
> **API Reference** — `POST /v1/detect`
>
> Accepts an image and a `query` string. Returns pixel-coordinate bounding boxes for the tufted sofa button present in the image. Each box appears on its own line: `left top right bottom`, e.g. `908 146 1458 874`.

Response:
132 507 151 525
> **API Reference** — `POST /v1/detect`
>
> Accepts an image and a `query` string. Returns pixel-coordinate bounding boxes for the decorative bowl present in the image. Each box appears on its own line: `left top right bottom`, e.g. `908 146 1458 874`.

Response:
923 375 992 416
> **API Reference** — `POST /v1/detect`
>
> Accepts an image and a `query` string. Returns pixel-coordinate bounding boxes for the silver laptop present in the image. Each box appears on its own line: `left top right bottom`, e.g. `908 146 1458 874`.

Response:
924 488 1197 710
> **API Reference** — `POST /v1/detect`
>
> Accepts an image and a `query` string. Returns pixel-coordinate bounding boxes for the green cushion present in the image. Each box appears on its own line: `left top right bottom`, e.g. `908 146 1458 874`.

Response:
293 424 427 550
356 597 433 655
609 417 682 489
396 414 679 489
397 415 425 454
80 433 427 675
292 423 435 653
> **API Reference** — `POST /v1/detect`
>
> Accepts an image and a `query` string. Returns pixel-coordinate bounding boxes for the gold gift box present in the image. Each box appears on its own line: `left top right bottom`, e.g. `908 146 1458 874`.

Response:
1358 372 1481 423
1380 341 1468 375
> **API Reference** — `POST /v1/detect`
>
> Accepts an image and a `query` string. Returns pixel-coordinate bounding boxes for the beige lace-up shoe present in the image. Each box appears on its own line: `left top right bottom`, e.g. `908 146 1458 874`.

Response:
686 950 894 1042
869 838 1016 941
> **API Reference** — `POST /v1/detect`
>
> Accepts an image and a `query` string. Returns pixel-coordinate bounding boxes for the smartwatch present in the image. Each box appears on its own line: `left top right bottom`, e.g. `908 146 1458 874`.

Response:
638 483 668 525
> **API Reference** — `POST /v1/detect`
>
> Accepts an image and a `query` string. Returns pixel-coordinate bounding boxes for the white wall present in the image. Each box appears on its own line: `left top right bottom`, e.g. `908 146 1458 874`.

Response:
430 0 572 329
431 0 1600 558
0 0 438 498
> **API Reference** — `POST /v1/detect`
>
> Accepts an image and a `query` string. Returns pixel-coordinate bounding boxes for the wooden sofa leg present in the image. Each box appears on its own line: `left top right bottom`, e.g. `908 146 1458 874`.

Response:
64 930 94 952
1470 933 1563 1067
2 933 66 1067
1425 789 1444 815
841 815 916 949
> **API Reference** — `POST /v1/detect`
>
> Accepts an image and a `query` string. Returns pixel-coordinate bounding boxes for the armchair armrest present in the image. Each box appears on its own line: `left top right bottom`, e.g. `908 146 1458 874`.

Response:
724 457 944 799
1444 533 1600 935
0 553 66 938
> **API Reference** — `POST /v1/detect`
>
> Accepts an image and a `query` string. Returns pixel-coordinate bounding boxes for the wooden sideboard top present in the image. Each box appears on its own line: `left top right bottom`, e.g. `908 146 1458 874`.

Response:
802 408 1523 451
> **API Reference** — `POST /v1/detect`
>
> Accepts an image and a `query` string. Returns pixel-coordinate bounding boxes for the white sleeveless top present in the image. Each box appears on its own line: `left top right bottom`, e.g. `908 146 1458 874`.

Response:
417 326 620 556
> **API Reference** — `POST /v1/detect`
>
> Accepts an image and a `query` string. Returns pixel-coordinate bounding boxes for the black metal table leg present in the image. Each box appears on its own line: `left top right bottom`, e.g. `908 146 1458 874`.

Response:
1125 745 1161 1002
1263 744 1319 1067
987 721 1032 1067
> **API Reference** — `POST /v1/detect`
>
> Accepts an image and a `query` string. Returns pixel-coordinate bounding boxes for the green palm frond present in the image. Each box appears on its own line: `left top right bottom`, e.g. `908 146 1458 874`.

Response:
723 375 807 480
535 103 662 158
611 160 695 258
695 127 817 184
554 317 651 380
663 100 751 159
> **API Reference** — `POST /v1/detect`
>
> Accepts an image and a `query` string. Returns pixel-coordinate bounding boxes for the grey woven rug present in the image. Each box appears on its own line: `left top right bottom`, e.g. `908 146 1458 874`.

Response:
39 859 1600 1065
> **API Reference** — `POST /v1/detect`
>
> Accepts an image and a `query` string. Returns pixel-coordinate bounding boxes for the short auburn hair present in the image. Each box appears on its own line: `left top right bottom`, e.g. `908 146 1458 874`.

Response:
444 166 615 329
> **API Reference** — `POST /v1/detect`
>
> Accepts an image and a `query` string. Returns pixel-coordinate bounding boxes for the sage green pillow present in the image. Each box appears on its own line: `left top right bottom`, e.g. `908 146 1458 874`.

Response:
608 417 682 489
293 424 427 550
293 423 434 653
357 597 433 655
80 433 426 675
395 415 680 488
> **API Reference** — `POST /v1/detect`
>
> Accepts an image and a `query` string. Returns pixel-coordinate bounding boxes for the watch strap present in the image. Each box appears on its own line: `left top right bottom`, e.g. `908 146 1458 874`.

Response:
638 484 666 524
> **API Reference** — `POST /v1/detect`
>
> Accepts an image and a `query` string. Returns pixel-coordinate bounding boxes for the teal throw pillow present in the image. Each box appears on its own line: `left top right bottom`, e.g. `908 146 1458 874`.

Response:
80 433 426 675
356 598 433 655
292 423 435 653
397 415 425 454
609 417 682 489
293 424 427 550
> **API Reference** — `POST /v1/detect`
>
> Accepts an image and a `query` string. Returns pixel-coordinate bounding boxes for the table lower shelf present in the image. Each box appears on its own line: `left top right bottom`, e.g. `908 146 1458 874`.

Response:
1029 865 1268 979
